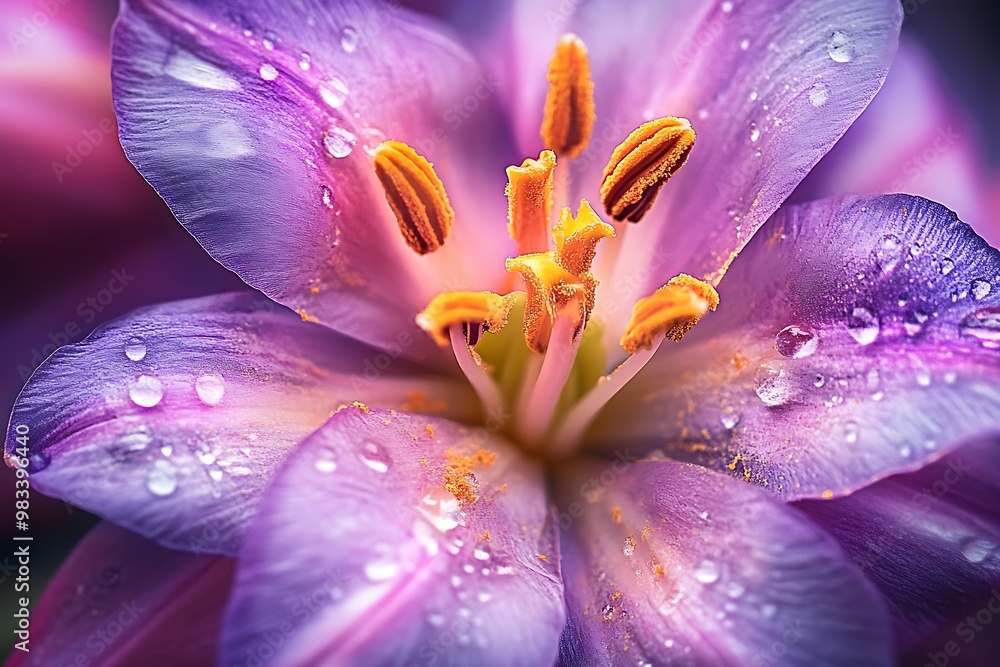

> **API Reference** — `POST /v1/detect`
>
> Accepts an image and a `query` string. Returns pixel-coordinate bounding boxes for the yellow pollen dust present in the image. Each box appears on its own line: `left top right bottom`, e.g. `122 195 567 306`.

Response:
443 448 498 504
601 117 696 223
416 291 518 347
620 274 719 354
372 140 454 255
552 199 616 275
506 150 556 255
506 252 595 353
541 34 596 159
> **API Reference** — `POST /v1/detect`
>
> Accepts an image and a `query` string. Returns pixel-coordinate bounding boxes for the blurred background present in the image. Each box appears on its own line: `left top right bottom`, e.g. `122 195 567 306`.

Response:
1 0 998 663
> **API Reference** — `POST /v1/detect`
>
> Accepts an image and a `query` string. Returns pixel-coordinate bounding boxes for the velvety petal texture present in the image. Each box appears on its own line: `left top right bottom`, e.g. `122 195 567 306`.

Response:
112 0 515 360
7 522 234 667
798 439 1000 646
4 292 475 555
591 195 1000 500
221 406 565 666
556 459 892 666
503 0 901 331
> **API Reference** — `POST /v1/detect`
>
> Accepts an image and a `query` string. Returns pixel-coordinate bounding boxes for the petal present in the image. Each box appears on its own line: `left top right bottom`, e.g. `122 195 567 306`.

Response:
4 292 475 555
221 406 564 666
590 194 1000 500
7 522 233 667
797 439 1000 646
555 458 893 666
112 0 515 360
792 37 990 235
502 0 901 322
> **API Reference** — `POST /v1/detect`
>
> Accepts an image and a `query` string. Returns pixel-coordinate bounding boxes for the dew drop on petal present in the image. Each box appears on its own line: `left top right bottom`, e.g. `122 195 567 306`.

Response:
195 374 225 405
130 375 163 408
340 26 359 52
359 441 390 473
775 325 819 359
721 1 733 12
720 412 740 430
748 123 760 142
298 51 311 70
961 538 995 563
364 554 400 581
904 310 929 337
739 37 750 51
258 63 278 81
320 185 336 210
960 307 1000 345
418 488 461 532
971 280 992 300
319 77 350 109
146 460 178 496
314 452 337 474
324 126 357 158
827 31 854 63
846 307 880 345
26 452 51 473
623 535 636 557
125 337 147 361
693 559 719 584
808 82 830 107
754 361 796 407
874 235 902 273
940 257 955 275
843 420 859 444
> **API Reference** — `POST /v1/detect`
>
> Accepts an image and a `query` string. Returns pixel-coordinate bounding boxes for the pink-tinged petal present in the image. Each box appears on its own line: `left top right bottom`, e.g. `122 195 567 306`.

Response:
112 0 515 360
793 38 990 236
590 195 1000 500
501 0 900 324
4 292 475 555
556 458 892 666
221 406 564 666
6 522 233 667
797 439 1000 647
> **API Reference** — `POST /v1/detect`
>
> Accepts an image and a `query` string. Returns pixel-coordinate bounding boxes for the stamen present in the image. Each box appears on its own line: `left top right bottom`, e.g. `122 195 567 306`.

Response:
416 291 517 347
620 274 719 354
600 117 696 223
449 327 504 420
373 140 454 254
506 252 593 353
506 150 557 255
541 34 596 159
553 199 616 275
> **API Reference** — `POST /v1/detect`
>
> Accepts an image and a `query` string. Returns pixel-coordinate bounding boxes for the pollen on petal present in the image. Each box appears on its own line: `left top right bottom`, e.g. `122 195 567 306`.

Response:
372 140 454 254
416 291 518 347
541 34 596 159
443 448 498 504
553 199 616 275
506 150 557 255
620 274 719 354
601 117 696 223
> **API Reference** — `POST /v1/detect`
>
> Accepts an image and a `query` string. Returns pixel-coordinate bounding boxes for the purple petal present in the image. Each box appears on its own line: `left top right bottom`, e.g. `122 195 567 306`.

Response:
556 458 892 666
591 194 1000 500
7 522 233 667
221 406 564 666
797 439 1000 647
4 292 475 555
112 0 516 359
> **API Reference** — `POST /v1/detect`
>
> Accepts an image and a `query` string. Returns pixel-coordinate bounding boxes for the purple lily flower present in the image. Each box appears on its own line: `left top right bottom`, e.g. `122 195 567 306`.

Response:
7 1 1000 665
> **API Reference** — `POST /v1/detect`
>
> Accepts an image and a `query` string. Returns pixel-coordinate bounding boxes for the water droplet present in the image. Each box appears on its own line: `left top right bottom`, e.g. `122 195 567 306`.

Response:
196 449 216 465
165 50 241 90
749 123 760 142
904 310 929 337
160 444 173 457
940 257 955 275
971 280 992 300
209 467 224 482
623 535 636 557
843 420 859 444
916 367 932 387
775 325 819 359
664 638 675 648
359 441 390 473
874 235 902 273
739 37 750 51
944 371 957 384
298 51 311 70
601 604 614 621
473 547 491 561
364 551 400 580
450 574 462 588
418 488 461 532
477 591 492 603
693 559 719 584
258 63 278 81
846 307 880 345
813 373 826 388
721 1 733 12
428 612 446 626
960 307 1000 344
360 126 387 155
262 31 276 50
25 452 51 473
319 77 350 108
195 374 225 406
724 581 745 598
827 31 854 63
319 185 337 210
125 337 147 361
323 126 357 158
754 361 797 407
314 453 337 474
808 82 830 106
146 460 178 496
720 412 740 430
340 26 359 52
961 538 995 563
129 375 163 408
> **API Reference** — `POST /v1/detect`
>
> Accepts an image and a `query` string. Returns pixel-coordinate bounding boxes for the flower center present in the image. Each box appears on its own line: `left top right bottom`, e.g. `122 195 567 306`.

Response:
370 35 716 457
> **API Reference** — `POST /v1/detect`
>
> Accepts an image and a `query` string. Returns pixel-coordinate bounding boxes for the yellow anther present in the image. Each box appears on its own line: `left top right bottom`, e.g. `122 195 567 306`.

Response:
552 200 616 275
541 34 596 159
506 150 556 255
372 140 454 255
416 291 517 347
601 117 696 223
620 274 719 354
506 252 595 353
